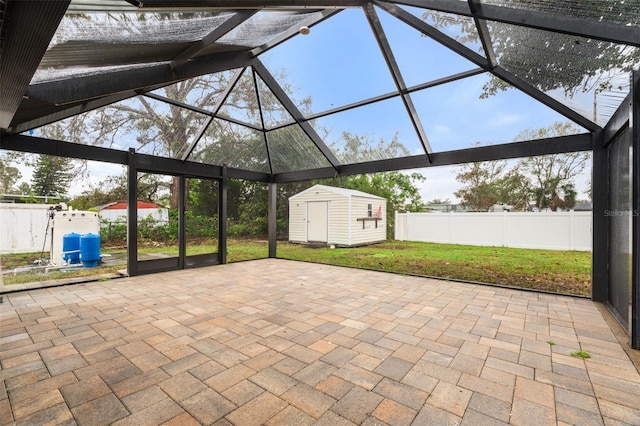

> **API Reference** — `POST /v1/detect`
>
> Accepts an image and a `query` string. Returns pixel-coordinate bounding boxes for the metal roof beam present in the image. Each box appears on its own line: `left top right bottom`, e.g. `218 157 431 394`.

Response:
600 92 631 148
135 1 365 9
179 68 245 161
6 91 138 135
395 0 640 47
374 2 488 68
430 133 593 166
25 51 256 106
252 9 342 56
364 3 432 160
171 10 258 70
491 66 600 132
252 68 274 175
273 133 593 182
251 59 341 170
0 133 272 182
0 0 70 129
0 134 129 165
467 0 497 69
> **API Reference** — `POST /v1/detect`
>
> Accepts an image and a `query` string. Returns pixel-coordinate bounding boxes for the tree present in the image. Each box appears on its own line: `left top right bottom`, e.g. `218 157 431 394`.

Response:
30 155 74 197
73 67 303 209
519 156 585 210
0 154 21 193
495 169 531 211
427 198 451 204
188 178 219 217
453 122 590 211
454 158 506 211
514 123 589 210
70 169 171 210
17 182 32 195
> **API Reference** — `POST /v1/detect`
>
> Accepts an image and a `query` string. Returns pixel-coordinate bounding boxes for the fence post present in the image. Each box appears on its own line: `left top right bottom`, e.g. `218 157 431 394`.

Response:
502 210 508 248
394 211 398 240
569 210 575 250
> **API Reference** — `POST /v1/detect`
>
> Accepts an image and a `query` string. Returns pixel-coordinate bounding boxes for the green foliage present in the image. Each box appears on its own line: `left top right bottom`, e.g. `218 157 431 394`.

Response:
70 169 173 211
0 154 22 193
455 123 590 211
188 178 218 216
100 210 220 246
569 350 591 359
519 157 586 211
335 171 425 239
100 219 127 245
495 169 531 211
455 159 506 211
17 182 32 195
30 155 75 197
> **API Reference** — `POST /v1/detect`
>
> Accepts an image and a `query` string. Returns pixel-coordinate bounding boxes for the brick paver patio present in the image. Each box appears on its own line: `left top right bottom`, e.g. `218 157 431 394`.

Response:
1 258 639 425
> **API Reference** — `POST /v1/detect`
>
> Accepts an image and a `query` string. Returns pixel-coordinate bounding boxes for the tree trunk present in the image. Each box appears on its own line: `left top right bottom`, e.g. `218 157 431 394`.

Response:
170 176 180 209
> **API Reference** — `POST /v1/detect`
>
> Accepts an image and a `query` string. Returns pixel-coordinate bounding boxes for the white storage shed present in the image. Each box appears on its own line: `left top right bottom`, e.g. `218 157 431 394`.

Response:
289 184 387 247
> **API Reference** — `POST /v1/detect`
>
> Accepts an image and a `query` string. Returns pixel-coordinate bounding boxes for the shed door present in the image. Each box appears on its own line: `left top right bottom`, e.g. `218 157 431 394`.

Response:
307 201 328 242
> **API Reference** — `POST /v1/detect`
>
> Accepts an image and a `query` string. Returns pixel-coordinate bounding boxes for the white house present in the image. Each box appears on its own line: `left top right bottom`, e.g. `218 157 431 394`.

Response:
289 184 387 247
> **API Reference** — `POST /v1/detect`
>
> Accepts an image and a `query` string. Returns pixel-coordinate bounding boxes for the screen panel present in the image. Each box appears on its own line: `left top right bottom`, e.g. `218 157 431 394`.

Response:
608 128 632 331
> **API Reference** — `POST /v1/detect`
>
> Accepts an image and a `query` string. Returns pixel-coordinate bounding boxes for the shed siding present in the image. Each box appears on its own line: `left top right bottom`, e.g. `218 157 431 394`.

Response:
289 186 386 246
289 188 348 244
288 199 307 242
349 196 386 245
328 197 350 245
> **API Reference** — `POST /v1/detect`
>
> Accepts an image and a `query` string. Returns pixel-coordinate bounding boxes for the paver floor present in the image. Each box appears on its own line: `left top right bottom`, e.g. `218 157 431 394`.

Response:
1 258 639 425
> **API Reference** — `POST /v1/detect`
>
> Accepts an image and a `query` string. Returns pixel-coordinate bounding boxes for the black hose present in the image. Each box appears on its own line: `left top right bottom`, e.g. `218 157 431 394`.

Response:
38 210 54 265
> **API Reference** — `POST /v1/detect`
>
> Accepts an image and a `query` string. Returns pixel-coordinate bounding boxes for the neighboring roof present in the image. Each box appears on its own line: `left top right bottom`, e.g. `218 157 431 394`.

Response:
1 1 638 182
290 184 386 201
573 201 593 211
94 200 165 210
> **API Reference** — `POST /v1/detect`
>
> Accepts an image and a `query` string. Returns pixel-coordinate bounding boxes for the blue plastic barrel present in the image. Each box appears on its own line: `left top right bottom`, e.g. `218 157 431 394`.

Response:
80 233 101 268
62 233 81 265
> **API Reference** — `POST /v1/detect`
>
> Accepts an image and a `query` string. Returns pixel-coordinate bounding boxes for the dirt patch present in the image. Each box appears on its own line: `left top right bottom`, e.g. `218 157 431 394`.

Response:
375 244 408 250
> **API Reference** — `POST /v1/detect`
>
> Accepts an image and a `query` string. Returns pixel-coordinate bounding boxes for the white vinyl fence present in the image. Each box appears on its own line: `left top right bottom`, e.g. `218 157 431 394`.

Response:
395 211 592 251
0 204 52 254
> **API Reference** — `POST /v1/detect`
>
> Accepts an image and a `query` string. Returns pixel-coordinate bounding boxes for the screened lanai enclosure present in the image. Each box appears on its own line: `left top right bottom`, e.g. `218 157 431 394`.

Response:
0 0 638 348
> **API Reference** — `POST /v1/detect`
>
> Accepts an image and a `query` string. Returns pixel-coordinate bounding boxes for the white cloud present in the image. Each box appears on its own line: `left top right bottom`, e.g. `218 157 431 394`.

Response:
69 162 125 196
488 114 523 127
412 166 462 203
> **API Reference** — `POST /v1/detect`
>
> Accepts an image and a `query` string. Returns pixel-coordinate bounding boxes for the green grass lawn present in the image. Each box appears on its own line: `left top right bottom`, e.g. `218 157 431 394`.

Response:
1 239 591 296
276 241 591 296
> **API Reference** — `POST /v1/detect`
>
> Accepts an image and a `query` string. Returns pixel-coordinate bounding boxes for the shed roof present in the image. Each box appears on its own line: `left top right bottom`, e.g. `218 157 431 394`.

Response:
290 184 386 201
